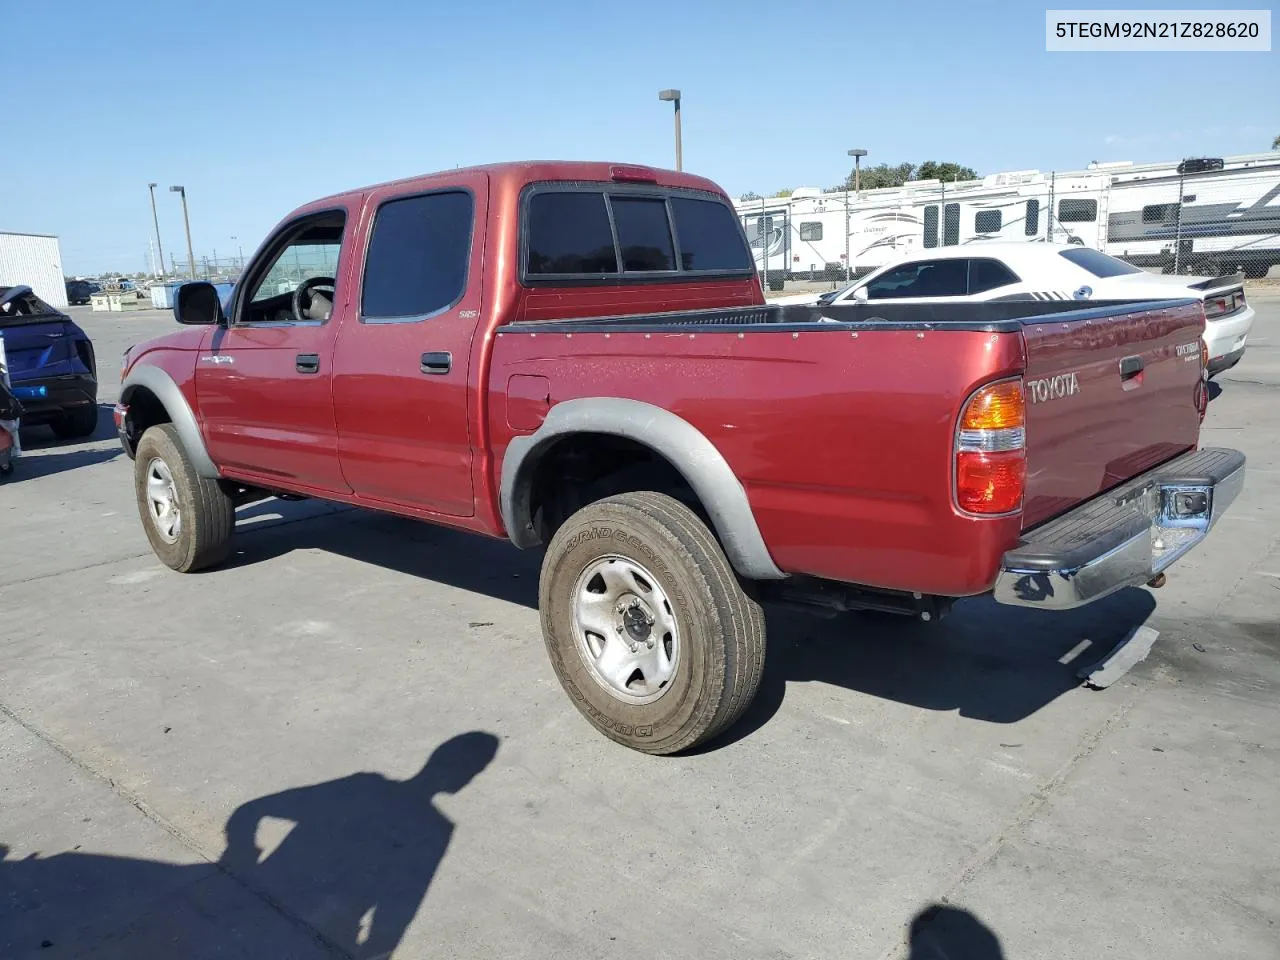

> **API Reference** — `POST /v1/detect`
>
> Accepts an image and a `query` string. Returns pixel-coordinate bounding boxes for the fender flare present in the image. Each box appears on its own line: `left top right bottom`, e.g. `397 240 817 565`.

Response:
499 397 785 581
121 364 221 478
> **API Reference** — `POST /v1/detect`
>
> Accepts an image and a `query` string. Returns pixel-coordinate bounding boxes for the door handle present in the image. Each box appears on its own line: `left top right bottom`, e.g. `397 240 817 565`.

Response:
1119 355 1144 380
420 351 452 375
296 353 320 374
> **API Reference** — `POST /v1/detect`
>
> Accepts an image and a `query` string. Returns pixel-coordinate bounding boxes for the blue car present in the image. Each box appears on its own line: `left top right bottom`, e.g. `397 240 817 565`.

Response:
0 285 98 439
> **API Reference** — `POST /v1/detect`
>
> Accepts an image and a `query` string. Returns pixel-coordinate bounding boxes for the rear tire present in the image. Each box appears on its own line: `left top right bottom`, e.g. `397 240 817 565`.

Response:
539 491 766 755
51 404 99 440
133 424 234 572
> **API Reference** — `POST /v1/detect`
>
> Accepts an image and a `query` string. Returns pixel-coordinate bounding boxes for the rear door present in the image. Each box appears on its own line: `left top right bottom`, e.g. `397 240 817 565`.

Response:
331 174 486 517
1020 300 1205 528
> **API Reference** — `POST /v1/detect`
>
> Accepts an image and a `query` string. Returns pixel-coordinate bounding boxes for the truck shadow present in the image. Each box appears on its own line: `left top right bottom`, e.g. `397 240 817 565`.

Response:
0 732 499 960
705 586 1157 749
225 504 1156 742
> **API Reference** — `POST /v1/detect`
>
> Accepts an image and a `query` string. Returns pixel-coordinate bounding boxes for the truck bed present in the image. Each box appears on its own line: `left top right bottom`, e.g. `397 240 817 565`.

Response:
492 297 1206 597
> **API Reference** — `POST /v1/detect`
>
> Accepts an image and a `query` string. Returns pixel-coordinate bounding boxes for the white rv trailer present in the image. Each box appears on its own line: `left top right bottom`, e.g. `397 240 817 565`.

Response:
736 152 1280 284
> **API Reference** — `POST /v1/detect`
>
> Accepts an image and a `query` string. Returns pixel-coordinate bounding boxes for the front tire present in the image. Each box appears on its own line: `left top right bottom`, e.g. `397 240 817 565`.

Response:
539 492 766 755
133 424 234 572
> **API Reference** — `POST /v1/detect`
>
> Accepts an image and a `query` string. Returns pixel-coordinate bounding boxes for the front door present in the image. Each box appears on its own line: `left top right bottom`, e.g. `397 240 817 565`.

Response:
195 207 353 494
331 175 487 517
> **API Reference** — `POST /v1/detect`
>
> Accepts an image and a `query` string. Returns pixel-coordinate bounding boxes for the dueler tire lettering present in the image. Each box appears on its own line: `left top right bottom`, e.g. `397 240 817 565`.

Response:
538 492 767 755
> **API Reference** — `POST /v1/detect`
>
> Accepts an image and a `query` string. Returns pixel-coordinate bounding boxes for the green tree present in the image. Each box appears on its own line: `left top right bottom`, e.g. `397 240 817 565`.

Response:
1273 134 1280 150
826 161 915 192
915 160 979 183
740 191 761 201
773 188 793 198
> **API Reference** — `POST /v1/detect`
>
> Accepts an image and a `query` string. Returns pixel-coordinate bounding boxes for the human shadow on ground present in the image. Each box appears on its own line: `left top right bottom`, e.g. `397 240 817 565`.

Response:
0 732 499 960
222 505 1157 744
906 904 1006 959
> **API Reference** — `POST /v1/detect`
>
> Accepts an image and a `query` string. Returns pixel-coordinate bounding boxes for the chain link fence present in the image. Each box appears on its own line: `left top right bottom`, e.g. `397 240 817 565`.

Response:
737 155 1280 292
169 244 340 286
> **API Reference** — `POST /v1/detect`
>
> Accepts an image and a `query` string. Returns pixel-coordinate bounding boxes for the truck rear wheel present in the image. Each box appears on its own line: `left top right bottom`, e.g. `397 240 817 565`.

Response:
133 424 234 573
539 491 766 754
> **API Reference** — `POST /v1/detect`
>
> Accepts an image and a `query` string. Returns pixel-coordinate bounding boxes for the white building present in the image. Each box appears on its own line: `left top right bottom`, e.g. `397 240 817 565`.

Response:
0 231 68 308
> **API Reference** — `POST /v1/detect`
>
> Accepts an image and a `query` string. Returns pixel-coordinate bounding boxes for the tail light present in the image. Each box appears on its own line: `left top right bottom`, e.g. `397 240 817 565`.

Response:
955 378 1026 515
609 164 658 183
1200 339 1209 375
1203 291 1242 319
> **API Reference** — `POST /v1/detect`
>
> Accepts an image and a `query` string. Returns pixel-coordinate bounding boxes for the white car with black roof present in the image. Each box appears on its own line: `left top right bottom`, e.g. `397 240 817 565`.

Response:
773 243 1254 377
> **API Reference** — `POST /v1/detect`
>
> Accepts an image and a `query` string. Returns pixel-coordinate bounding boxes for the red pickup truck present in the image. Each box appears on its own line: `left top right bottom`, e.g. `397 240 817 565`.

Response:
115 161 1244 754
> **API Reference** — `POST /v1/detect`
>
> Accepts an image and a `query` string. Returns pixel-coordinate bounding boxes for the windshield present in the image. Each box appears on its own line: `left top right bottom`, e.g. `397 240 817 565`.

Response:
1058 248 1142 278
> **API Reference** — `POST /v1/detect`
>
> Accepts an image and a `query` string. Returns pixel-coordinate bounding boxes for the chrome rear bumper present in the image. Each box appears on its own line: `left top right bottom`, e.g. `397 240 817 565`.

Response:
994 448 1245 610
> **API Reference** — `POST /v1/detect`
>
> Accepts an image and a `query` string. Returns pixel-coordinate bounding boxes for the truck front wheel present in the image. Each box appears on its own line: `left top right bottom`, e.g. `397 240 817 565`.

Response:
539 492 766 754
133 424 234 573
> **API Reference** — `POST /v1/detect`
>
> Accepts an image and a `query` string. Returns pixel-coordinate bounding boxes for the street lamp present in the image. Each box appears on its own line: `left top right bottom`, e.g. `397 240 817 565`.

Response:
658 89 682 171
147 183 166 279
169 185 197 280
231 236 244 273
845 149 868 281
848 148 868 195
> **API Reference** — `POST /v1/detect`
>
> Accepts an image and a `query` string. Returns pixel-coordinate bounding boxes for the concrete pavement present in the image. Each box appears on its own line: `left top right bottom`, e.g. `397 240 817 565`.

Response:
1 301 1277 959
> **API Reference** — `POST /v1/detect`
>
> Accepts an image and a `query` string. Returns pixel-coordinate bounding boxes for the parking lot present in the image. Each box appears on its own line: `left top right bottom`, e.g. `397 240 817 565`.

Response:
2 296 1278 958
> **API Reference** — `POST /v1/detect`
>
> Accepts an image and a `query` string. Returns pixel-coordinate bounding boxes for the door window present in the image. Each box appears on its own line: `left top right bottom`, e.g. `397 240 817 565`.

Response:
864 259 968 299
923 205 939 248
241 213 346 324
362 191 475 321
1024 199 1040 236
942 203 960 246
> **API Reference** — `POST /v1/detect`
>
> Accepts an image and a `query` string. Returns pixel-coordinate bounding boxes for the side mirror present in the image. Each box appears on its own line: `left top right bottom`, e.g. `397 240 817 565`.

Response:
851 286 869 302
174 281 226 326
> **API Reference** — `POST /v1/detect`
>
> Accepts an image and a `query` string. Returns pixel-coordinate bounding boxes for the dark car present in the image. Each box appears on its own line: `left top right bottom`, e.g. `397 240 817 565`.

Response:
65 279 97 305
0 286 98 438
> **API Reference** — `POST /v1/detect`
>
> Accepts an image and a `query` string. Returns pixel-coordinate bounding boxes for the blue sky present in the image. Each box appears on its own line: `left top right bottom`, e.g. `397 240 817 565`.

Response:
5 0 1277 273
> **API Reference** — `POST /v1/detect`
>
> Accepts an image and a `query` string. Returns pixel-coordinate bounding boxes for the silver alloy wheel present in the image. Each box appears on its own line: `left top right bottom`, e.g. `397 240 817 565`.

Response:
571 555 681 705
145 457 182 544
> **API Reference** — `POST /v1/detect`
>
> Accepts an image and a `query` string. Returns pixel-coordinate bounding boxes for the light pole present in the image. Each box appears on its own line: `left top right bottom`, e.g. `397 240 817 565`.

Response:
849 148 868 196
231 236 244 273
846 149 868 281
170 185 196 280
147 183 166 279
658 89 682 171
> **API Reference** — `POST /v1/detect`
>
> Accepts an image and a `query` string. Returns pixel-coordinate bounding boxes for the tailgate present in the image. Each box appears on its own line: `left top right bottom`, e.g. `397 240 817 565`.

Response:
1021 299 1205 529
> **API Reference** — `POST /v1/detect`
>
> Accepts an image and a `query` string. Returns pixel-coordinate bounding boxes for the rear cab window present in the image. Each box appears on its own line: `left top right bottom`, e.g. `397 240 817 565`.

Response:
522 186 752 283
